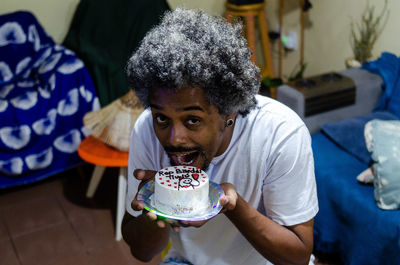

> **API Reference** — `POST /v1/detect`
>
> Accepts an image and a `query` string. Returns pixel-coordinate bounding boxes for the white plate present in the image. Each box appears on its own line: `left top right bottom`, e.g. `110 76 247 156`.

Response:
137 180 224 222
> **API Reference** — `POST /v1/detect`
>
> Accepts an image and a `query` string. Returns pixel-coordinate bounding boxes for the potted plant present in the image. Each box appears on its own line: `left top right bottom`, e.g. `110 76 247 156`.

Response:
346 0 389 68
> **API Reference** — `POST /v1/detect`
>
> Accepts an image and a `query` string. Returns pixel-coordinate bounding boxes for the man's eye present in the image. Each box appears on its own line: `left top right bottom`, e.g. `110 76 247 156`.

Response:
187 118 200 126
155 115 168 124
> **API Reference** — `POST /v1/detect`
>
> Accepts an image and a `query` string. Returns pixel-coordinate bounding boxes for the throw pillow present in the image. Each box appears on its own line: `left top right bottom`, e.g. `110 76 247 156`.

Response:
364 119 400 210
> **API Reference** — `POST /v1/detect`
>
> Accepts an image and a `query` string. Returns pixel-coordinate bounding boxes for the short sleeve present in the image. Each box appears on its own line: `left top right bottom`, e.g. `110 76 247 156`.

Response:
263 124 319 226
125 109 162 217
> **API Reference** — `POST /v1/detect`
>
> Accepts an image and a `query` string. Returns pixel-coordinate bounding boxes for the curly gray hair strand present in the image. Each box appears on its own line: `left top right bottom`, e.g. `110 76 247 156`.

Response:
126 8 260 116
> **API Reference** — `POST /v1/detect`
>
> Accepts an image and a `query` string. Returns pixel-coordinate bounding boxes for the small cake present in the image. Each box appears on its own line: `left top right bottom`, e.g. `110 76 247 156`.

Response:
153 166 209 216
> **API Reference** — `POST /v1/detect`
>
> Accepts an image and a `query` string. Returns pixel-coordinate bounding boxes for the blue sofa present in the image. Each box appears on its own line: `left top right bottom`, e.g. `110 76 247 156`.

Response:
277 54 400 264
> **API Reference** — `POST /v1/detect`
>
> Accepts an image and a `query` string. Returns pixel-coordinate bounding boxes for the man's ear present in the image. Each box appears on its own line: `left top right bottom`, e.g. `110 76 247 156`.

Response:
225 113 237 121
224 113 237 128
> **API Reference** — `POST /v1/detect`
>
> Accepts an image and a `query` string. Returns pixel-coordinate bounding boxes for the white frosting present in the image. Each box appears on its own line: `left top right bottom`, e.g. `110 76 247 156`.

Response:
153 166 209 216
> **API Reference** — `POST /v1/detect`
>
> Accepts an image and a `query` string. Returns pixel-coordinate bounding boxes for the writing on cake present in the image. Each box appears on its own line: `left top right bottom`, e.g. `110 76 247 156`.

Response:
153 166 210 216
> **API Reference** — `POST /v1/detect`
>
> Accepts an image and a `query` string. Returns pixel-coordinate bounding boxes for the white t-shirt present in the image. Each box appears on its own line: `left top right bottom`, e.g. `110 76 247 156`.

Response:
126 95 319 265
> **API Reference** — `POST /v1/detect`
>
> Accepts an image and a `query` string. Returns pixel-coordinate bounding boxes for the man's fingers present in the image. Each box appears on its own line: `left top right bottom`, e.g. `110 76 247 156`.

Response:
157 220 166 228
224 186 238 198
143 212 175 230
186 221 205 227
171 225 180 233
134 169 156 181
178 220 208 228
220 195 229 207
220 194 236 211
131 200 145 211
219 182 238 212
178 220 190 227
145 211 158 221
134 169 146 180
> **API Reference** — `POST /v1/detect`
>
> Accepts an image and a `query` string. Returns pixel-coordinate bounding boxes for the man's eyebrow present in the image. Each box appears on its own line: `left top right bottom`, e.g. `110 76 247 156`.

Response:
149 104 205 112
181 106 205 112
149 103 162 110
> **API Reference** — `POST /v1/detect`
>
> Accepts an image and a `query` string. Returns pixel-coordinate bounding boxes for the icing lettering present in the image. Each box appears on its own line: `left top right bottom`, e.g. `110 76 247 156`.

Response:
158 167 203 190
176 168 201 174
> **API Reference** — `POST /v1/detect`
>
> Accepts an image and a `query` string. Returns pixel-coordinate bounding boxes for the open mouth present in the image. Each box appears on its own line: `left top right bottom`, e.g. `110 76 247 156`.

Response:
169 151 199 166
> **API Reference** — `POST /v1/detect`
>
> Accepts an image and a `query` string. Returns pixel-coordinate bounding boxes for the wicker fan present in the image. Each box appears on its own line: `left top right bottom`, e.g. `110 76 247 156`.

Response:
83 90 144 152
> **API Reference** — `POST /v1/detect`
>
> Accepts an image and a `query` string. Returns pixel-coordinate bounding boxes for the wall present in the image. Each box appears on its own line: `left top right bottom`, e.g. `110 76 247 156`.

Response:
269 0 399 78
1 0 80 43
1 0 398 79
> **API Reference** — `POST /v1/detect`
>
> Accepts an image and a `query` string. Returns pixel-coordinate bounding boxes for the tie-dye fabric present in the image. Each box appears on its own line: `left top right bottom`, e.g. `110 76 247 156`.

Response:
0 11 99 188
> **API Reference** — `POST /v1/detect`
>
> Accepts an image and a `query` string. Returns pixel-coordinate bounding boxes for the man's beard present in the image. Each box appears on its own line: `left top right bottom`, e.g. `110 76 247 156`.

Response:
164 146 211 172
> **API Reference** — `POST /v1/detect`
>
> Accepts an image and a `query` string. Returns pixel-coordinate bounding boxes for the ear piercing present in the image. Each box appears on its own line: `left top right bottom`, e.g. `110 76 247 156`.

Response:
225 119 234 127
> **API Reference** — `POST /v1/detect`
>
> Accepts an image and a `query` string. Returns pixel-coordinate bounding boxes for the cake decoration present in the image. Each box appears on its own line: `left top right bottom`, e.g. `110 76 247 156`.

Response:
153 166 209 216
137 180 224 222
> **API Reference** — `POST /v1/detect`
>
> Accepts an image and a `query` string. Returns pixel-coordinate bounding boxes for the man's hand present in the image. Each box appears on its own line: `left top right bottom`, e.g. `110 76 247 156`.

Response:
178 182 238 229
122 169 172 261
131 169 162 226
131 169 181 232
219 182 238 213
132 173 239 231
131 169 156 212
221 183 314 265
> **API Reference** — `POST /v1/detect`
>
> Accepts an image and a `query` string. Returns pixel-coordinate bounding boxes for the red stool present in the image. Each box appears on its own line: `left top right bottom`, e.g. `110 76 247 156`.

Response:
78 136 129 241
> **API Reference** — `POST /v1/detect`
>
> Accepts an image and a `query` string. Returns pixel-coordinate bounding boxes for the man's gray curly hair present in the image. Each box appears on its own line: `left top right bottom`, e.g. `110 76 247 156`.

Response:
126 8 260 116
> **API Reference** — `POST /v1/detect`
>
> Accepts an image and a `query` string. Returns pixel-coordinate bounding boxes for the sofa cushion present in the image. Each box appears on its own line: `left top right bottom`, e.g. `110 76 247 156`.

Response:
364 119 400 210
321 110 398 164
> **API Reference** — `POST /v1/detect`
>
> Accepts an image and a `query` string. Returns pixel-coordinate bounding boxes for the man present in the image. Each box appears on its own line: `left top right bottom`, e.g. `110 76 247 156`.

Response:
123 8 318 265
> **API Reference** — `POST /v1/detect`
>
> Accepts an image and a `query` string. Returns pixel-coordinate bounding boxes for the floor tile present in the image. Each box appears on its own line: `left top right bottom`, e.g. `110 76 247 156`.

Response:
56 184 103 222
12 222 89 265
58 166 122 248
0 173 65 209
0 214 9 242
57 166 118 218
69 208 116 251
1 196 66 238
0 238 20 265
88 242 140 265
42 254 93 265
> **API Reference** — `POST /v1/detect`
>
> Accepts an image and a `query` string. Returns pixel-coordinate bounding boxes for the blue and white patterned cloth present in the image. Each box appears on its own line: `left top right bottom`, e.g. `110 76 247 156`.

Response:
0 11 99 188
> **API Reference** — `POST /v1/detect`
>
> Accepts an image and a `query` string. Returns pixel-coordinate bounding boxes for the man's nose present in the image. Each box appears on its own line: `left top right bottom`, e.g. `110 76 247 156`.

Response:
169 124 188 145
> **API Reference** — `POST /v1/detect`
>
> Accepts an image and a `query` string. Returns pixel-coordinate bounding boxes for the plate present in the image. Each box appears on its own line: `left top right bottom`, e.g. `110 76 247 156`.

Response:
137 180 224 222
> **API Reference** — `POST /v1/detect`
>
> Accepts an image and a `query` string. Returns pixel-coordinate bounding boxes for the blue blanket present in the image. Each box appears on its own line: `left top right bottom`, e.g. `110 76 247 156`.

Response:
362 52 400 118
321 111 398 164
321 52 400 164
0 11 99 188
312 133 400 265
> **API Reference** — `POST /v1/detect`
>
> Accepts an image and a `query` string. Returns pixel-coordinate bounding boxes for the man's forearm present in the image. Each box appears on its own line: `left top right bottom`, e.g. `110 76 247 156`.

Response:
122 213 170 262
224 195 313 265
